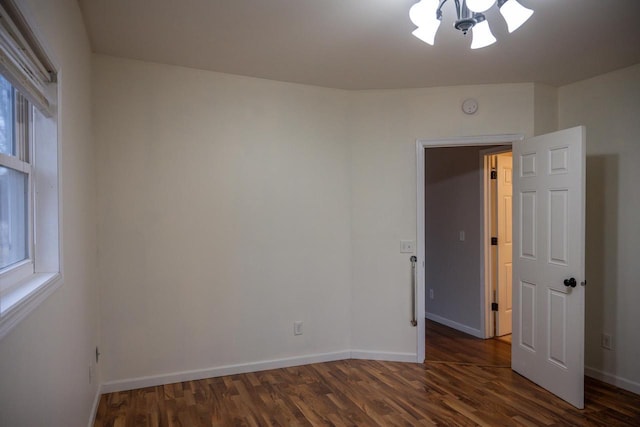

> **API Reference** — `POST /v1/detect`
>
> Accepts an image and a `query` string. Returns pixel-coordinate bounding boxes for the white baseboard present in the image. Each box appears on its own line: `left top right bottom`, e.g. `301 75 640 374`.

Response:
101 351 351 394
350 350 418 363
100 349 423 394
87 384 102 427
426 312 483 338
585 365 640 395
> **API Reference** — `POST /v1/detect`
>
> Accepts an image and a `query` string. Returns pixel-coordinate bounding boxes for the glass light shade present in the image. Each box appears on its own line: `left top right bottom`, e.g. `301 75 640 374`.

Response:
409 0 427 27
499 0 534 33
470 20 496 49
466 0 495 13
412 20 441 45
409 0 439 27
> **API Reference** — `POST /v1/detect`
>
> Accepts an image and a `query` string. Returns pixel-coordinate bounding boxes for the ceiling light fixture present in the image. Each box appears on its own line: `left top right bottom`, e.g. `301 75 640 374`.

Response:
409 0 533 49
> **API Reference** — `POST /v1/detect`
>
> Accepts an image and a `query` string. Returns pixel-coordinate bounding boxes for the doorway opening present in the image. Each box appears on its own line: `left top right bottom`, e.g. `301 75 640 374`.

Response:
417 128 587 408
421 144 514 367
415 134 523 364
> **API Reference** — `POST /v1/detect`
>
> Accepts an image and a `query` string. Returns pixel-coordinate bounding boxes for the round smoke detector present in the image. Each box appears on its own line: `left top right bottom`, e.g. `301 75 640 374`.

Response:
462 98 478 115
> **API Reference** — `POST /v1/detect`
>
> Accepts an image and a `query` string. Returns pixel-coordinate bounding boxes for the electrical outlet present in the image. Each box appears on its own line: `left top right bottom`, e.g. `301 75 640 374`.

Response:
429 289 434 300
294 321 303 336
601 333 613 350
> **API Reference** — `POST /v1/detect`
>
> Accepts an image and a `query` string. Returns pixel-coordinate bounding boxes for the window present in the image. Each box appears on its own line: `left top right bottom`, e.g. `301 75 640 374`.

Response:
0 0 59 339
0 76 32 274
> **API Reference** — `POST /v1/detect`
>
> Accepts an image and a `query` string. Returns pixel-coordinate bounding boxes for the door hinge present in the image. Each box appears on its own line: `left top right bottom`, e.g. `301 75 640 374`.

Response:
491 237 498 245
490 170 497 179
491 302 498 311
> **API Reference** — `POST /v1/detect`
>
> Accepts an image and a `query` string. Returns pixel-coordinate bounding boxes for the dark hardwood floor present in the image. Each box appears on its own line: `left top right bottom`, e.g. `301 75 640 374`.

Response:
95 322 640 426
425 320 511 367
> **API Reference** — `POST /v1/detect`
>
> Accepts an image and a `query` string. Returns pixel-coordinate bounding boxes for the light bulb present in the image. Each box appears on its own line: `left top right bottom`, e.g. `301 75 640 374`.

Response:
470 20 496 49
466 0 495 13
499 0 534 33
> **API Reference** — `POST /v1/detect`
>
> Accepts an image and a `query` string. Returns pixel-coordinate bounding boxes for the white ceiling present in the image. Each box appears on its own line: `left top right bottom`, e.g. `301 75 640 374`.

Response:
78 0 640 90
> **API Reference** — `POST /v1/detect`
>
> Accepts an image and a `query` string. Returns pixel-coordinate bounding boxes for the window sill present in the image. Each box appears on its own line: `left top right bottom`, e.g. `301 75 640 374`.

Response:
0 272 61 340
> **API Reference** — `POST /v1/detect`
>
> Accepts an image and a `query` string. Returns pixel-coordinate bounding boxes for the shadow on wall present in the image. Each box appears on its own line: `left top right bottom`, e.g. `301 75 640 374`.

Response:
424 146 492 330
585 154 618 373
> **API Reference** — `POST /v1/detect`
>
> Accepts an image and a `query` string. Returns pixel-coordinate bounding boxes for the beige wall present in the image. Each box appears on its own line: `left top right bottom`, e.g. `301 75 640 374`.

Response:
349 84 535 353
0 0 98 426
534 83 558 136
93 56 353 383
559 64 640 391
94 57 537 379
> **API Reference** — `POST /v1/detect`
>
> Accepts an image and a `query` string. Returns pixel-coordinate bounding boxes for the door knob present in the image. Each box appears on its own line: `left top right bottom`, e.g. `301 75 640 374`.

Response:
564 277 577 288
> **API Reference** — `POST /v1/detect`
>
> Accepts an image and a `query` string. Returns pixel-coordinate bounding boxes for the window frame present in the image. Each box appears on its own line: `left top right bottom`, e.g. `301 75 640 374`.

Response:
0 0 60 340
0 94 60 339
0 87 35 279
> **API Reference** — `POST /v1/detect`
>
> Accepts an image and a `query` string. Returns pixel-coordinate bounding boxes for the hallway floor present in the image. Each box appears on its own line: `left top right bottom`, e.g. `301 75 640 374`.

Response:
425 319 511 367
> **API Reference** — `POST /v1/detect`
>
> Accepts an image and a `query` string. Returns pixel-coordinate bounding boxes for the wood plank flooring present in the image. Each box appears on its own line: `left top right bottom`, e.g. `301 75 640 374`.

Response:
425 320 511 367
95 322 640 426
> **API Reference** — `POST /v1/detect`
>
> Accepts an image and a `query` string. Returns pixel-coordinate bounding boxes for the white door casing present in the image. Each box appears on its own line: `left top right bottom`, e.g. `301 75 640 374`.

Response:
512 126 586 408
416 134 523 362
497 152 513 336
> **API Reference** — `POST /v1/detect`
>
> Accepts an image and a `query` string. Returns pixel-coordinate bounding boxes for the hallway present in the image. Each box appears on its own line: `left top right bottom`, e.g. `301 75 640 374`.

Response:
425 319 511 367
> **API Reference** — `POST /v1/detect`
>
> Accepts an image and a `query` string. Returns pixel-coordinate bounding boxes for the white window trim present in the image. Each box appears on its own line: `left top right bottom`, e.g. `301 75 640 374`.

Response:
0 91 34 278
0 94 60 339
0 151 30 172
0 272 60 337
0 260 33 286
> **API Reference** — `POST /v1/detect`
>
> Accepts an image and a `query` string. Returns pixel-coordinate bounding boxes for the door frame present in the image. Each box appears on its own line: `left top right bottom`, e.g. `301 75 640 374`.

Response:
415 134 524 361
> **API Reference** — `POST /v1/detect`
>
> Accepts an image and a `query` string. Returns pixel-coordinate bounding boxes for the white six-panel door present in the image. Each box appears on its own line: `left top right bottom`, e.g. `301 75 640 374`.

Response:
512 126 586 408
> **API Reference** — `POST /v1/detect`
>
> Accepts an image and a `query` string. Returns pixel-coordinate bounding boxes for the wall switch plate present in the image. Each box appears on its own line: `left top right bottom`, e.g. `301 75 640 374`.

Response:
459 231 465 241
400 240 415 253
429 289 434 300
294 321 303 336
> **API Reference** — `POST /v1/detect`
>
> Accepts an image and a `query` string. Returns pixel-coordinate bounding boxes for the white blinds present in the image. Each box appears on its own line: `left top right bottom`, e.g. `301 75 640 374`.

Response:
0 1 55 116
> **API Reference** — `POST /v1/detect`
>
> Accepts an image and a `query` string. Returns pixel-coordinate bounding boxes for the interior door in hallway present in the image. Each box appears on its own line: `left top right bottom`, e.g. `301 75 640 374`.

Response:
496 152 513 336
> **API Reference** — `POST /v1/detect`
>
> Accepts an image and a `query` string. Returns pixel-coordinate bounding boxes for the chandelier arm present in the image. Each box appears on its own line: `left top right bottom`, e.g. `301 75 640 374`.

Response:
461 0 471 18
453 0 475 21
436 0 447 20
453 0 462 20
